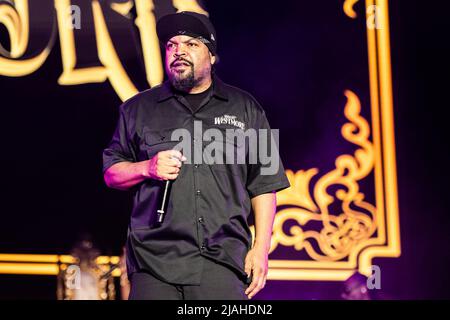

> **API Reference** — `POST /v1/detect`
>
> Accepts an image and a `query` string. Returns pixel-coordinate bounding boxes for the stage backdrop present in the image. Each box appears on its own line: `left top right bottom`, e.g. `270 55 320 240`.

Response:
0 0 414 299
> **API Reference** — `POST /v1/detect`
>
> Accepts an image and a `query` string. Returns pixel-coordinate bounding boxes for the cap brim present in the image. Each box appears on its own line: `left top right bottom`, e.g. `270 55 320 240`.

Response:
156 13 210 44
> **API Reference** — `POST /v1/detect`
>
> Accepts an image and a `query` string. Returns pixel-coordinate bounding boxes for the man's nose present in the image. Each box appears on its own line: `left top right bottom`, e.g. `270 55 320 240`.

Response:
174 44 187 57
174 52 186 58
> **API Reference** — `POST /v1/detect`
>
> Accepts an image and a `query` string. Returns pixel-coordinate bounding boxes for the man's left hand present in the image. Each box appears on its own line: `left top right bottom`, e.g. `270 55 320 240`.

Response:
244 246 268 299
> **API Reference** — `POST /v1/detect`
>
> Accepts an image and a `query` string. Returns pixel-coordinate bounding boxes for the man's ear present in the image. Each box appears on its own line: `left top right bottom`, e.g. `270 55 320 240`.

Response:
210 52 216 65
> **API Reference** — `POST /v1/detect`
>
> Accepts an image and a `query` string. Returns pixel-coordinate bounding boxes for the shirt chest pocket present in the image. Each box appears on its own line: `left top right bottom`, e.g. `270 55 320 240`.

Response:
203 128 247 176
143 129 183 160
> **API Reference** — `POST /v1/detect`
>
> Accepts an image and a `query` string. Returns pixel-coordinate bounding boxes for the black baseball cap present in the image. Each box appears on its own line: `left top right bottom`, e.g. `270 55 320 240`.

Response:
156 11 217 56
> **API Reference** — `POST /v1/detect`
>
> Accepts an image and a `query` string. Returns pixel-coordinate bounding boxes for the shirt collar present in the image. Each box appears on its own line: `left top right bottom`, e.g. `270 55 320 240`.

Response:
157 74 229 102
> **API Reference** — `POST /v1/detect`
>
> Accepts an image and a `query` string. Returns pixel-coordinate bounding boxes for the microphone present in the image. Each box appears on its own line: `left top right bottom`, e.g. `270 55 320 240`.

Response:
156 179 172 224
155 153 183 224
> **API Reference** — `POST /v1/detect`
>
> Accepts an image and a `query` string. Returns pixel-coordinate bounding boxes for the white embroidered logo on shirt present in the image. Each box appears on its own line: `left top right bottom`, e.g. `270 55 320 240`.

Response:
214 114 245 130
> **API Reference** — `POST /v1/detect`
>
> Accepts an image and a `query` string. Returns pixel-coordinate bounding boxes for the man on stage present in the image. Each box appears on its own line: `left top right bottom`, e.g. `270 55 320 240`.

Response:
103 11 290 300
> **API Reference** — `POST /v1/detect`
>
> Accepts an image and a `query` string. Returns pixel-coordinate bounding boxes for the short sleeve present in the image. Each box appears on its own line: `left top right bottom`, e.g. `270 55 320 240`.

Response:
245 100 291 198
102 105 137 174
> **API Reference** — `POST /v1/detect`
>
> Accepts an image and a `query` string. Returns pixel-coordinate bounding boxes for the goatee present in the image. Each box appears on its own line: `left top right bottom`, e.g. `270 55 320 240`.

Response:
170 67 198 92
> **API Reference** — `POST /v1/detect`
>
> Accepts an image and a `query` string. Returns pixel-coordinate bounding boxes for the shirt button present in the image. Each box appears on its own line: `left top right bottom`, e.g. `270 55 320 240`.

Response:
196 190 201 196
198 217 204 224
200 243 206 251
194 164 199 168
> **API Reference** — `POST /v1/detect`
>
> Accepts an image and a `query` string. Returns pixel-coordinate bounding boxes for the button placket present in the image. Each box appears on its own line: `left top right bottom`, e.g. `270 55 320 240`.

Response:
191 125 206 253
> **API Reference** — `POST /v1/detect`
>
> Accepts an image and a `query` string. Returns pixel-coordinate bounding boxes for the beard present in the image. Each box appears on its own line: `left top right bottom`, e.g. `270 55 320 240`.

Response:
167 57 202 92
169 66 197 91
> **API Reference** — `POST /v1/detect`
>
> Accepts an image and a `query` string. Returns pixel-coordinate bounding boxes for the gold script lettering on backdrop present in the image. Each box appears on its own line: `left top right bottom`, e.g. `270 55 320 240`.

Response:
0 0 206 101
0 0 51 76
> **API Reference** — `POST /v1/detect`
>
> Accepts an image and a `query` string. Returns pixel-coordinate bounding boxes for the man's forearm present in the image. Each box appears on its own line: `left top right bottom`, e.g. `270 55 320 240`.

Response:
104 161 150 190
250 191 277 252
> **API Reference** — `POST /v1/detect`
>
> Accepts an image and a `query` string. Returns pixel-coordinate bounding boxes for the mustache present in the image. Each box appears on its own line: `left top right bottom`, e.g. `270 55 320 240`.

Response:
171 58 193 67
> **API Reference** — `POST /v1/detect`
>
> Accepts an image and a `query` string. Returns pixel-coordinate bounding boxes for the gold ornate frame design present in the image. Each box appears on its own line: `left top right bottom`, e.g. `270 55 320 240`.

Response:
261 0 400 281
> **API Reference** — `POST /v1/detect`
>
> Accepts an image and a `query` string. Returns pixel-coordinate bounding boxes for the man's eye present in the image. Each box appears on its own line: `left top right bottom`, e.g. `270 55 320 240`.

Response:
166 43 175 49
188 42 198 47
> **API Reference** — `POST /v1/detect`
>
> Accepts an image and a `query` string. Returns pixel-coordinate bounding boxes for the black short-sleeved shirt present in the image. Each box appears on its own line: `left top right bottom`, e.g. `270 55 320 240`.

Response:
103 76 290 285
